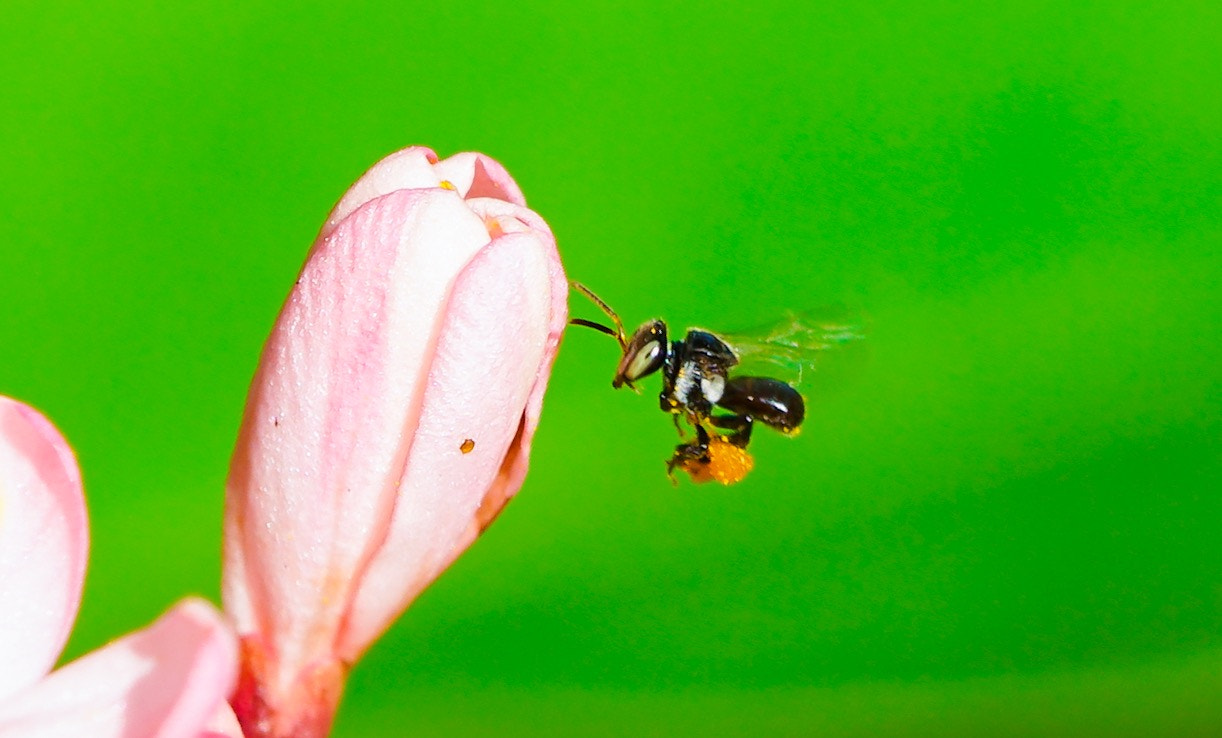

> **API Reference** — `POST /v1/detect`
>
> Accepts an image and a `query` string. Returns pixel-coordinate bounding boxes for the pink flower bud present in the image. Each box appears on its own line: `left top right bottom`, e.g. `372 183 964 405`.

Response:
222 147 567 737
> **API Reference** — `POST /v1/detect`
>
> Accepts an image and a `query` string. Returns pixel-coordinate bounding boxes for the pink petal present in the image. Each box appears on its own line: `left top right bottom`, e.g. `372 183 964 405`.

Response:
321 146 443 239
0 598 238 738
0 397 87 700
321 148 527 241
432 152 528 206
337 209 565 658
223 187 498 697
197 701 243 738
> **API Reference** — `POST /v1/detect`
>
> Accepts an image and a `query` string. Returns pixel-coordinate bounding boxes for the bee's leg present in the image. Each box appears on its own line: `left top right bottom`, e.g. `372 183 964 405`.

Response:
667 424 712 484
694 423 712 448
710 414 754 448
673 409 707 438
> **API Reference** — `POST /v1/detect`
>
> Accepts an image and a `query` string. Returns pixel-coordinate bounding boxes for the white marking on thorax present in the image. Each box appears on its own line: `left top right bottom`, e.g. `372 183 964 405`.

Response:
701 374 725 404
674 362 697 403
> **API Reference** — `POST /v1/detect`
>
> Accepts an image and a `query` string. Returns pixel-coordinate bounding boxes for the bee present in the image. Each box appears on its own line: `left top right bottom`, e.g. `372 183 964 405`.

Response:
569 282 861 484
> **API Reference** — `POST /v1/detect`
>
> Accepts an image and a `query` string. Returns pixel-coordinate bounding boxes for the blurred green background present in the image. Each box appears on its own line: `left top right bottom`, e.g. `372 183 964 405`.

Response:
2 1 1219 736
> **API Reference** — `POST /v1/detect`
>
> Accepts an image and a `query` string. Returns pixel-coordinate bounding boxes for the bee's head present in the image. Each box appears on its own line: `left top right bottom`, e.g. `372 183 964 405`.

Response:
613 320 668 390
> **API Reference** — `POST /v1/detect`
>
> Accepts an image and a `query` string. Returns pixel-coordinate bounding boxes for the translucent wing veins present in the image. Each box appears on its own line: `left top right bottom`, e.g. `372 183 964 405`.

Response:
713 311 865 386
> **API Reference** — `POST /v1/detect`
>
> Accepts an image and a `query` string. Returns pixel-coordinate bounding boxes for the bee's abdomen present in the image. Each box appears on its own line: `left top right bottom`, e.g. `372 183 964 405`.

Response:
717 376 806 433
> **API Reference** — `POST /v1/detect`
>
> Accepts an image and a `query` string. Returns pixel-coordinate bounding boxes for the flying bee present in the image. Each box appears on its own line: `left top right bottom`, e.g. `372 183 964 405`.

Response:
569 281 862 485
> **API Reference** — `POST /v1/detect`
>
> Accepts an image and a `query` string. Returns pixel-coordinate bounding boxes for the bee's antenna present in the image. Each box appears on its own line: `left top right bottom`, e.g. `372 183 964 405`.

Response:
569 281 628 350
570 318 619 338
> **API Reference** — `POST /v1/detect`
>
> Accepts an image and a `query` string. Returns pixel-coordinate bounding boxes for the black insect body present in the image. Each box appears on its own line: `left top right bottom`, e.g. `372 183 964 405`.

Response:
714 376 806 436
659 329 735 419
570 282 822 484
659 330 807 446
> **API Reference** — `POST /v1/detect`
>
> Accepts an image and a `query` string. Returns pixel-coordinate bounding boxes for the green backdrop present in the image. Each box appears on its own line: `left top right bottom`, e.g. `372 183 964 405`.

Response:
2 2 1219 736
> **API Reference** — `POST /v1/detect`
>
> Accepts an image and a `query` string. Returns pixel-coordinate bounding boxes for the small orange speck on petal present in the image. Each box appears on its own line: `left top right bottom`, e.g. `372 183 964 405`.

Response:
460 438 475 454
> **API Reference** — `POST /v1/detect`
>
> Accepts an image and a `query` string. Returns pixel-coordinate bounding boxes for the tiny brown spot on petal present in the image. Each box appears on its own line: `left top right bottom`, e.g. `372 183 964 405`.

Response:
460 438 475 454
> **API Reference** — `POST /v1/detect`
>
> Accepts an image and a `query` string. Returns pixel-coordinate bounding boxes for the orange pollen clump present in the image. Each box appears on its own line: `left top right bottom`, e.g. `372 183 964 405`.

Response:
681 436 754 485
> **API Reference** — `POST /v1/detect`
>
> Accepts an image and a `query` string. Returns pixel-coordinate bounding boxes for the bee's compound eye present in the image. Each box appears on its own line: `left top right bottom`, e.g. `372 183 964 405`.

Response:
624 340 664 381
613 320 668 388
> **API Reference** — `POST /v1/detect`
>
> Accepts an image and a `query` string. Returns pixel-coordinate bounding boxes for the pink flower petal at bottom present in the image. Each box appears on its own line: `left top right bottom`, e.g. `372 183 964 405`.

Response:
0 599 238 738
0 397 87 700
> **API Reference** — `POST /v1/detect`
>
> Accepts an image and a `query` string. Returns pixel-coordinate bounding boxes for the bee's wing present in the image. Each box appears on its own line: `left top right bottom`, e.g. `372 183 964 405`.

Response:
718 310 866 388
